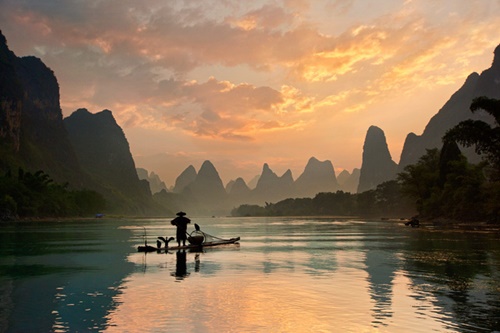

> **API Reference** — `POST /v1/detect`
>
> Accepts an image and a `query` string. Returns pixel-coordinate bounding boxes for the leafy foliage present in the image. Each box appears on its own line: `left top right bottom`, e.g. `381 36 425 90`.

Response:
442 96 500 221
0 168 106 220
444 96 500 180
398 144 488 221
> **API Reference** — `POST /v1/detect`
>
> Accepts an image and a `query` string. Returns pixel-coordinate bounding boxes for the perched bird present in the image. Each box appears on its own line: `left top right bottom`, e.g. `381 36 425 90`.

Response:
158 236 175 248
194 223 200 231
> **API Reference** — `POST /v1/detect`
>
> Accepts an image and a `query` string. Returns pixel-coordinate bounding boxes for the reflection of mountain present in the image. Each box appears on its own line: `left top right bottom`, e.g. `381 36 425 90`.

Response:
0 221 135 332
402 231 500 332
364 250 397 326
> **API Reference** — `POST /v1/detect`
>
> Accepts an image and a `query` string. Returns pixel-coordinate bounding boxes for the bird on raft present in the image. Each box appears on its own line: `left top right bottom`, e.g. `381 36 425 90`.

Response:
157 236 175 248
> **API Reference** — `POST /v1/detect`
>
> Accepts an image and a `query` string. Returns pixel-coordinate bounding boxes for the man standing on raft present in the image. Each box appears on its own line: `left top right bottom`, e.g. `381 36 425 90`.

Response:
171 211 191 247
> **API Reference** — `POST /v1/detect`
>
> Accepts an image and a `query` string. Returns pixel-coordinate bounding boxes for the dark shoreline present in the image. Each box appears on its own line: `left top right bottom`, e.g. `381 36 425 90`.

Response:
416 218 500 233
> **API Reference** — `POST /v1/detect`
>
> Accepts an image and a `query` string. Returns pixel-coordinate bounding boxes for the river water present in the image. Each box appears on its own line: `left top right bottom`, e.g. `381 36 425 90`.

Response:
0 217 499 332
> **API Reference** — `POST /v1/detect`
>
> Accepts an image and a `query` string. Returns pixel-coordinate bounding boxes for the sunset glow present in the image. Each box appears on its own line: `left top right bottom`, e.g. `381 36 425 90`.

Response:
1 0 499 185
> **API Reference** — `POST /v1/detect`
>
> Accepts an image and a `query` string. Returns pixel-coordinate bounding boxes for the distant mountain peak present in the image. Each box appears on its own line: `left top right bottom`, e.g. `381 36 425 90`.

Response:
358 126 397 193
295 157 338 197
173 165 197 193
281 169 293 182
493 44 500 67
399 43 500 170
188 160 227 203
198 160 218 176
228 177 251 196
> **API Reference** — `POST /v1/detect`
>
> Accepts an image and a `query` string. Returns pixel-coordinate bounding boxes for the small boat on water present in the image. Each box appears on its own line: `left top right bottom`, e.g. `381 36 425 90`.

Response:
138 224 240 252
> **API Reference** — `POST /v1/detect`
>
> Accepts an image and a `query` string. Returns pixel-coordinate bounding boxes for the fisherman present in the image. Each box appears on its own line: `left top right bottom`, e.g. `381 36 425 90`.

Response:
171 211 191 247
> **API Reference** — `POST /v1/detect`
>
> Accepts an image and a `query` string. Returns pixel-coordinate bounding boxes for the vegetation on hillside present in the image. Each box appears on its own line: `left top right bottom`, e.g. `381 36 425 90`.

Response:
0 168 105 221
443 96 500 222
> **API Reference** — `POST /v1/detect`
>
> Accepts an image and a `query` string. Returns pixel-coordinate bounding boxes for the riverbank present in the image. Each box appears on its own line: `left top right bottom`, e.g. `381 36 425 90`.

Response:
409 218 500 233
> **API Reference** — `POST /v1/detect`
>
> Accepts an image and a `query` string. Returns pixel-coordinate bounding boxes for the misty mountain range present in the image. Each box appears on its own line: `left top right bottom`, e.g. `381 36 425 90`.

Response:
1 29 499 216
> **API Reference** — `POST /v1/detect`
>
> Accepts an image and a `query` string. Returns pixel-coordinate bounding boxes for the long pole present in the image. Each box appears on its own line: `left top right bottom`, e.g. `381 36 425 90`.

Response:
143 226 148 246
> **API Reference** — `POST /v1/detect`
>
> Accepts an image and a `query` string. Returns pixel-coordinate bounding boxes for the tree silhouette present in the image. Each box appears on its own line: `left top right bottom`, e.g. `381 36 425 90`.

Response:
444 96 500 180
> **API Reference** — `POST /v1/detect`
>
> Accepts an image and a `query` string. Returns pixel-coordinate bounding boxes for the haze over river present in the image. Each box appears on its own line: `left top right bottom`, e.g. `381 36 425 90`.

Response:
1 217 499 332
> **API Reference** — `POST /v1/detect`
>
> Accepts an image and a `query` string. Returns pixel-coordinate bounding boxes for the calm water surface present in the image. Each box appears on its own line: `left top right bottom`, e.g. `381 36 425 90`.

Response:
1 217 499 332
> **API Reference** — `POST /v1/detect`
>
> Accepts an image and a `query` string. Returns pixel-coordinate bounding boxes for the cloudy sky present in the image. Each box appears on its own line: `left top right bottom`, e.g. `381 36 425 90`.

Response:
1 0 499 186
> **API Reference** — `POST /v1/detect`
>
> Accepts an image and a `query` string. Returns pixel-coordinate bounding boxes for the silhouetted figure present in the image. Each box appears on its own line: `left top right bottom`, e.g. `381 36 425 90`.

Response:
171 211 191 246
194 223 200 231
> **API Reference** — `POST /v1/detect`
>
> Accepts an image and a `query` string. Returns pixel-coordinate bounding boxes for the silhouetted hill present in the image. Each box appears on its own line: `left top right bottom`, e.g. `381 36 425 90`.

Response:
252 163 294 203
337 168 360 193
0 31 23 158
0 31 165 215
137 168 168 194
157 161 230 215
184 160 227 206
0 30 84 185
358 126 397 193
399 43 500 170
228 177 251 196
173 165 197 193
247 175 260 189
295 157 339 197
64 108 155 214
226 177 252 207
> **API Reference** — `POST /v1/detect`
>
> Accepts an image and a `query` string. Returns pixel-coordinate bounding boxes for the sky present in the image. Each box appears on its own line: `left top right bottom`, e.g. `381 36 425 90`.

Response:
1 0 499 186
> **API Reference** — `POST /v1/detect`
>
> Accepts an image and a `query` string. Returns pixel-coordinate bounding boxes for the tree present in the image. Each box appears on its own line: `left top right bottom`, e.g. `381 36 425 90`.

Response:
439 140 463 186
398 149 441 216
443 96 500 222
444 96 500 180
373 180 415 217
0 168 106 219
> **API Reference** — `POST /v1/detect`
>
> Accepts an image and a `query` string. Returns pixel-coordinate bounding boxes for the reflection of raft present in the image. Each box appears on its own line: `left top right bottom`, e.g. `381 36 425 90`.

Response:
138 226 240 252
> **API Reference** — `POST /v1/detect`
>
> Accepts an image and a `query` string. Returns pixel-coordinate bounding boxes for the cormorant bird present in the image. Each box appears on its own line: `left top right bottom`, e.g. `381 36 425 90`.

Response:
194 223 200 231
158 236 175 248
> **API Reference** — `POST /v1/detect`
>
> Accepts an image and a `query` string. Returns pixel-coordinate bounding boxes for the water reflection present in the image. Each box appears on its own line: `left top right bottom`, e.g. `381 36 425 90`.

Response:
0 220 136 333
195 253 200 272
402 231 500 332
171 250 189 280
2 218 500 332
365 250 397 327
